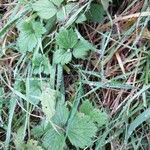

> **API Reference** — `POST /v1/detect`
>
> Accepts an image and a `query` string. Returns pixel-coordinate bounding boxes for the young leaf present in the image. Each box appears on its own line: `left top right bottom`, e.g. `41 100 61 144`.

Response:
56 28 78 49
17 32 37 53
40 88 57 122
17 20 46 53
32 0 57 19
67 113 97 148
53 49 65 64
26 139 43 150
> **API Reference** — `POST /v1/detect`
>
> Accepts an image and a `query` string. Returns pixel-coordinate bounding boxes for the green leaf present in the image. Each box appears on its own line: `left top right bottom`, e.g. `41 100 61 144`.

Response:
32 53 51 75
33 103 68 150
73 40 90 59
67 113 97 148
40 88 57 122
86 3 105 23
0 87 4 114
42 128 65 150
61 51 72 65
100 0 112 10
80 100 109 127
26 139 43 150
27 79 41 105
53 49 72 65
52 102 69 126
53 49 65 64
89 109 108 127
56 28 78 49
51 0 63 7
14 80 26 94
17 32 37 53
17 20 46 53
14 126 25 150
127 108 150 139
80 100 94 115
31 121 47 138
4 99 17 149
75 14 86 24
75 29 96 51
57 3 77 22
32 0 57 19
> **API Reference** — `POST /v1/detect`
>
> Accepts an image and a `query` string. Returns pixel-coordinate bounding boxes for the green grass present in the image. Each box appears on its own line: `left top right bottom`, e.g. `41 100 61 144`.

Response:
0 0 150 149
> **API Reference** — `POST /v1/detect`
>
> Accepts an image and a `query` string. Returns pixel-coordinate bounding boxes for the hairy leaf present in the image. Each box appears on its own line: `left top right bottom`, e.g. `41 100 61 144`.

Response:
26 139 43 150
80 100 94 115
80 100 109 127
41 88 57 122
57 3 77 22
32 0 57 19
73 40 90 59
56 28 78 49
89 109 108 127
86 3 105 22
67 113 97 148
42 128 65 150
51 0 63 6
27 79 41 105
32 53 51 75
53 49 72 65
52 102 69 126
17 20 46 53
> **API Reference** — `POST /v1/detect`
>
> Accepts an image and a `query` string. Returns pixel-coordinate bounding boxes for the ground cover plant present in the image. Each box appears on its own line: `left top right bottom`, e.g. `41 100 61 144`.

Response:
0 0 150 149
